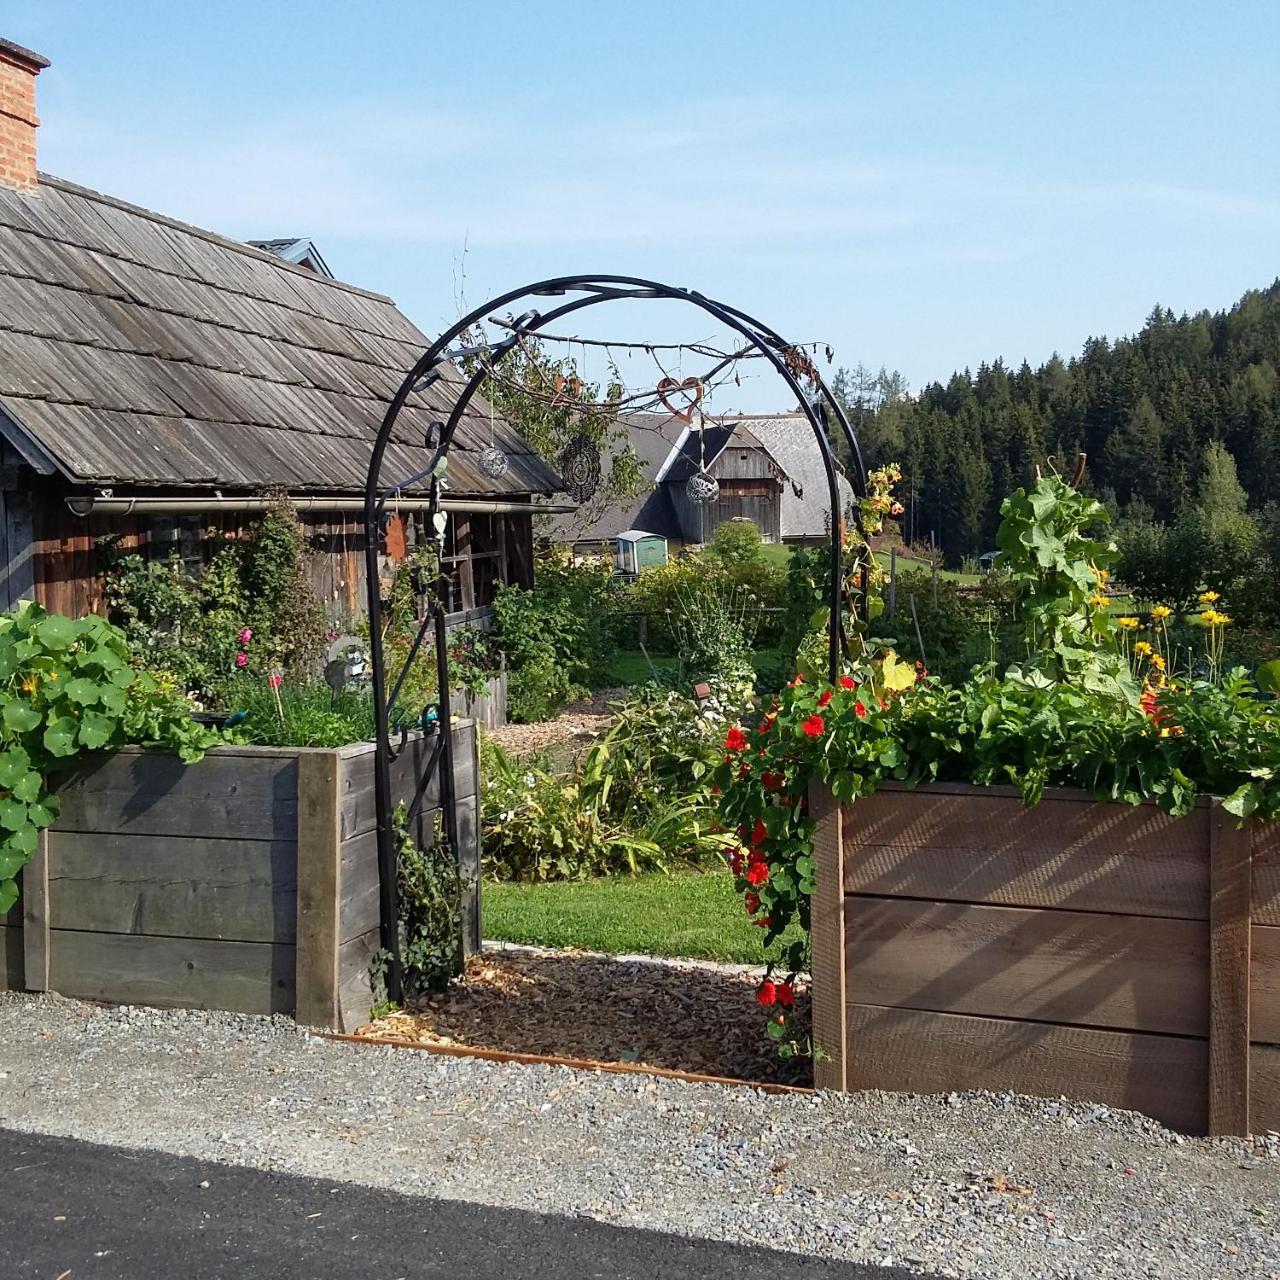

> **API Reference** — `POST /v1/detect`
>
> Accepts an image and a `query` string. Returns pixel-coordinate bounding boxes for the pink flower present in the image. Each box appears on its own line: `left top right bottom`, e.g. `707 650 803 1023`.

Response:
235 652 248 668
238 628 253 645
268 672 283 689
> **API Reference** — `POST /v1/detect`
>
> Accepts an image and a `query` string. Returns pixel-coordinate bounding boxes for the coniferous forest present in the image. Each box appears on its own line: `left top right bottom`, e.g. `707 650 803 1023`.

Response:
842 281 1280 575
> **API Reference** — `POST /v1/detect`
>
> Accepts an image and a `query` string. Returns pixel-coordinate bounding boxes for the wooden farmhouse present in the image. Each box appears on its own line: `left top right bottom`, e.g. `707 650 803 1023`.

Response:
0 38 565 629
551 411 854 558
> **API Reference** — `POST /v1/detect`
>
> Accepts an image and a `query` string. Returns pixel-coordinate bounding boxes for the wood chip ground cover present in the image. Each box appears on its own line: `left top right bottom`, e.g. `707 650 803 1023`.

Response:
357 949 812 1087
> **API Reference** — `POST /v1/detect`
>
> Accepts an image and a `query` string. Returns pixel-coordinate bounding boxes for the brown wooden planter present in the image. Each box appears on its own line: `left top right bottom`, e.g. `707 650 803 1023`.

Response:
810 781 1280 1136
0 723 479 1032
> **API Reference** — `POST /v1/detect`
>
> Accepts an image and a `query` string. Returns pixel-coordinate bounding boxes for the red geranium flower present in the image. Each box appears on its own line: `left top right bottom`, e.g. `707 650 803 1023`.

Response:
729 850 744 876
761 770 786 790
724 726 748 752
777 982 795 1007
744 890 761 914
801 714 825 737
745 858 770 887
840 675 857 690
756 980 777 1007
854 700 867 719
750 818 767 846
755 916 773 929
818 690 833 708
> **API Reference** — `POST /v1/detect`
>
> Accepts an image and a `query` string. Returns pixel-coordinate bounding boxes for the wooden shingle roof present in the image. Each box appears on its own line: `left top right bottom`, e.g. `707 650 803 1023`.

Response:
0 174 562 497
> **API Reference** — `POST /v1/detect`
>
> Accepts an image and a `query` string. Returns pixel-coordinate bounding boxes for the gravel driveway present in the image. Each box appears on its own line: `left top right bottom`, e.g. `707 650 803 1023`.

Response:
0 992 1276 1279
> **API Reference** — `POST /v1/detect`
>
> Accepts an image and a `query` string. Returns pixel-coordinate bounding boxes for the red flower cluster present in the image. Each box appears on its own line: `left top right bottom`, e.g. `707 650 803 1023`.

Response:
756 979 796 1008
761 770 786 791
854 700 868 719
750 818 767 846
724 726 748 753
840 674 857 690
745 855 770 887
801 714 825 738
818 690 833 708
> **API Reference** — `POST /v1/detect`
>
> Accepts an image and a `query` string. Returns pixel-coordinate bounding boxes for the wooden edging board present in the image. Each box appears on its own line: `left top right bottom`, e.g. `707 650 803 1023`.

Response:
320 1032 813 1097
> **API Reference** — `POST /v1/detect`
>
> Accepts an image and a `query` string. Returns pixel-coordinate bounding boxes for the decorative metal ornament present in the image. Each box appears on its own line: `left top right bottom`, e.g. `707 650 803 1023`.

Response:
477 444 509 479
558 432 601 504
686 471 720 504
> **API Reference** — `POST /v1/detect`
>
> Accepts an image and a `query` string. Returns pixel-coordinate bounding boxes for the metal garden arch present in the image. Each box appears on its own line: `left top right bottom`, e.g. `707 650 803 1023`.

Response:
364 275 870 1001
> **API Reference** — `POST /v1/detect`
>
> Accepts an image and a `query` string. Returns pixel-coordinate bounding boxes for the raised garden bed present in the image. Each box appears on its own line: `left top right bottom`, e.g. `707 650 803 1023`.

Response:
0 722 479 1031
810 781 1280 1135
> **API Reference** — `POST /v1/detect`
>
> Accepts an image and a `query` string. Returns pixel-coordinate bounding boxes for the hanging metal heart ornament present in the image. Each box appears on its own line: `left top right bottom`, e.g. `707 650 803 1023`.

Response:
656 377 704 423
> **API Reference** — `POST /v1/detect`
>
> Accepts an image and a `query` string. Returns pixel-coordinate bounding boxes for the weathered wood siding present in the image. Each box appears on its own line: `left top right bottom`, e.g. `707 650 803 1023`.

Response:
665 445 783 545
811 781 1279 1136
5 724 479 1032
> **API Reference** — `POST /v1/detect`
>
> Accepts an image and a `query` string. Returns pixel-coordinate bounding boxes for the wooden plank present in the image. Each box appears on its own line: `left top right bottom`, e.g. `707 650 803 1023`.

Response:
847 896 1208 1037
339 727 478 841
338 828 381 947
21 831 49 992
1252 924 1280 1045
47 929 294 1015
336 926 380 1033
294 751 341 1028
53 750 298 839
1208 802 1252 1135
46 831 295 943
0 920 22 991
847 1003 1206 1134
809 782 847 1091
844 789 1209 920
1253 818 1280 926
1252 1043 1280 1134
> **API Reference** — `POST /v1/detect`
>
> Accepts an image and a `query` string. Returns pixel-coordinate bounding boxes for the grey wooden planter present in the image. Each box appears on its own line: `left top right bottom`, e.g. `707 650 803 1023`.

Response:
0 722 479 1032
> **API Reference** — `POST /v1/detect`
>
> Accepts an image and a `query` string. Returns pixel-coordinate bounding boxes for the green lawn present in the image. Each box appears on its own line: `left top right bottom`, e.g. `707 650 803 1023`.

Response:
482 869 806 965
874 551 979 586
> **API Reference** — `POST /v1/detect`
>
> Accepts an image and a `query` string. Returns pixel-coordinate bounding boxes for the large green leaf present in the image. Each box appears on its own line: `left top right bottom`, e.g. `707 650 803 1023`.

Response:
42 715 80 757
10 770 41 803
0 796 27 831
1 700 41 733
64 677 103 706
78 710 117 750
0 877 16 916
34 614 77 651
1257 660 1280 697
0 747 32 789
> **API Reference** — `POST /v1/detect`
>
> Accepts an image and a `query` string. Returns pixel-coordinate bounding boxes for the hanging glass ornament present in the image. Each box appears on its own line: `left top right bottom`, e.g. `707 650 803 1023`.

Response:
558 432 601 504
477 445 508 478
686 471 720 503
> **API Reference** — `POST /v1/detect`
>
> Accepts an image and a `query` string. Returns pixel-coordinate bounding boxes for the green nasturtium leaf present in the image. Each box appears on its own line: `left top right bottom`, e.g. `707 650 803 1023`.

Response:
1 700 41 733
0 747 32 789
0 796 27 831
27 797 58 828
97 684 128 715
11 770 41 803
6 822 37 856
78 711 117 751
64 677 103 706
33 614 77 651
0 877 17 916
42 715 80 757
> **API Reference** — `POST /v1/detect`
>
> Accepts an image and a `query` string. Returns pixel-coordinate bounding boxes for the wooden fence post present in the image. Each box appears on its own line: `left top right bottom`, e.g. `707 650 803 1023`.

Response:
1208 801 1251 1136
21 829 50 991
294 751 342 1029
809 781 847 1091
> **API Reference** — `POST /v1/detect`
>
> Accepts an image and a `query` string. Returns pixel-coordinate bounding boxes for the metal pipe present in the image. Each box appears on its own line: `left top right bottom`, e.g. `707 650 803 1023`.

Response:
65 495 577 517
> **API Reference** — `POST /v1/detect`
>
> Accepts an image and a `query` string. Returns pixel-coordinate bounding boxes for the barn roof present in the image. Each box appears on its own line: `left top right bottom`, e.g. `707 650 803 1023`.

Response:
730 413 854 539
0 174 562 497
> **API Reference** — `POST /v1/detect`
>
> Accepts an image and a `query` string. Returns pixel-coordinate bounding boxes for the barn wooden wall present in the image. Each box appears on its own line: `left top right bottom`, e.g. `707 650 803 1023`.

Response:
666 445 783 545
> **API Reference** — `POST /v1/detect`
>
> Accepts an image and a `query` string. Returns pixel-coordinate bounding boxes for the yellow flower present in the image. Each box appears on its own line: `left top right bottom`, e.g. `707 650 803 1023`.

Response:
45 670 58 681
1116 616 1140 630
1150 605 1172 620
19 674 37 694
1149 653 1166 671
1133 641 1153 657
1198 590 1220 604
1199 609 1231 627
1088 593 1109 608
1094 567 1110 585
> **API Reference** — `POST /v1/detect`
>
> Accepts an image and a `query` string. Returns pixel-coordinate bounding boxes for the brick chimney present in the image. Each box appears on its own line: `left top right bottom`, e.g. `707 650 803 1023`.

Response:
0 38 49 192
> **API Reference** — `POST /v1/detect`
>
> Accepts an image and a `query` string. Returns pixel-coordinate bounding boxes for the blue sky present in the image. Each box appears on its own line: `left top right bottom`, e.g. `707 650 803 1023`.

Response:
7 1 1280 412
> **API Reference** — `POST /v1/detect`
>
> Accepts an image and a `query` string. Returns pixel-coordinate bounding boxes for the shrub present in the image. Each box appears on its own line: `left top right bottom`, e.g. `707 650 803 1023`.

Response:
712 518 763 566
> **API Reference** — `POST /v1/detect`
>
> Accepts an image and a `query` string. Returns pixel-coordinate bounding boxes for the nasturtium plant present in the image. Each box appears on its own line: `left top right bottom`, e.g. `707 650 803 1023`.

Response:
0 602 222 913
718 470 1280 1054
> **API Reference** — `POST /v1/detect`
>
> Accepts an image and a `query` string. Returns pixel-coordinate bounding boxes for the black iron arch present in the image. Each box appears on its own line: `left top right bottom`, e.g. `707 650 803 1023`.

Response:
363 275 870 1001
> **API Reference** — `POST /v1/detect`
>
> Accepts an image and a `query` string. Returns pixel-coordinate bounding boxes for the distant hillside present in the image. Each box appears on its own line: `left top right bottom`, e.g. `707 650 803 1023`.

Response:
855 281 1280 562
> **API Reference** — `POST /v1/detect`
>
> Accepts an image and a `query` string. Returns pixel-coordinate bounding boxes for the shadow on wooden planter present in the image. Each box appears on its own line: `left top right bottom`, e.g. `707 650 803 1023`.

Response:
809 781 1280 1136
0 722 479 1033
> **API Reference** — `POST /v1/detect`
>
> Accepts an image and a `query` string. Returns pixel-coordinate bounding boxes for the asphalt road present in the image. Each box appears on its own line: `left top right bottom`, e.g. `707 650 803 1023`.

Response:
0 1128 940 1279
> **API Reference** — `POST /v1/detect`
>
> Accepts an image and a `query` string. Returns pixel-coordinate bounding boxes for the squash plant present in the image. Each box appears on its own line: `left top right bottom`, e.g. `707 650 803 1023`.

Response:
0 602 220 914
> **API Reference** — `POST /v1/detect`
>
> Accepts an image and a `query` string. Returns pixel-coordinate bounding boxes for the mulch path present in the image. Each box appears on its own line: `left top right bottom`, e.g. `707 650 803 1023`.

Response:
486 688 622 759
356 949 812 1088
